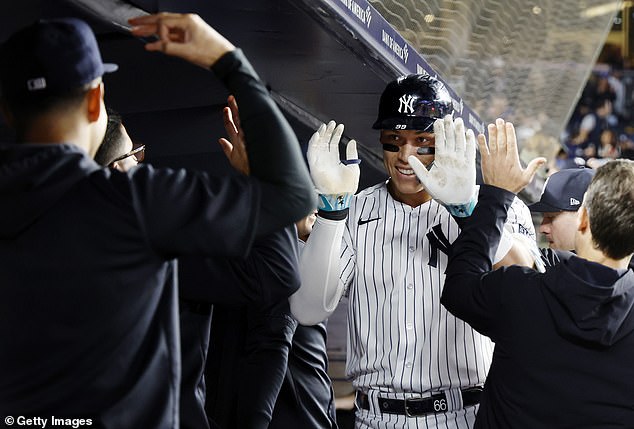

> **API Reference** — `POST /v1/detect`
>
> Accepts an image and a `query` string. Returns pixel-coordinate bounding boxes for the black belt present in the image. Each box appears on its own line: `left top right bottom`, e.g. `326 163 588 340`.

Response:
356 387 482 417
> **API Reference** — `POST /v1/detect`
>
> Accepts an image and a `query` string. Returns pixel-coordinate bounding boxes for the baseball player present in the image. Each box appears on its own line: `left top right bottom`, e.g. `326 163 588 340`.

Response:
290 75 537 428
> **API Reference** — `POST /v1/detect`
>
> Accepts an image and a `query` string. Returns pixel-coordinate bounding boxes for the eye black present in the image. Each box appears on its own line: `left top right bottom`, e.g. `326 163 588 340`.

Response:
382 143 399 153
416 147 435 155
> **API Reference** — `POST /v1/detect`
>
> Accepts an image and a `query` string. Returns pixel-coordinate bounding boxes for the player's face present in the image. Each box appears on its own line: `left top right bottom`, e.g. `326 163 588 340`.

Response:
539 210 578 250
381 129 435 198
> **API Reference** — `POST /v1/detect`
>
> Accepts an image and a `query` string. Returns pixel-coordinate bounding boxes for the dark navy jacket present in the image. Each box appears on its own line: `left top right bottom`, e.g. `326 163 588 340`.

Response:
442 185 634 429
0 49 314 428
178 225 301 429
201 239 338 429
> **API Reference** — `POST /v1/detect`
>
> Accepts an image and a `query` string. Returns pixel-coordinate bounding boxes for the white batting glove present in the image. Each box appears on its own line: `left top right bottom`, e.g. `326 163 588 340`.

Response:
307 121 360 212
408 115 477 217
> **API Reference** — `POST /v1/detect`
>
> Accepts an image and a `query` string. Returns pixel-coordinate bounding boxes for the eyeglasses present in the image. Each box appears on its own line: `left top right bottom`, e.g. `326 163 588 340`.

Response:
110 143 145 166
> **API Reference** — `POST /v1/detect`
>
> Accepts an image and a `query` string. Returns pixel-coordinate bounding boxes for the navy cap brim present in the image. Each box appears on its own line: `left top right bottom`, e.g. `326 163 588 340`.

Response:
528 200 564 212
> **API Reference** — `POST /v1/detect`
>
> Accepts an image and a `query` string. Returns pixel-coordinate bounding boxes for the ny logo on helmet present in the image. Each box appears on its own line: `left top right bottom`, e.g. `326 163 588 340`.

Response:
398 95 415 114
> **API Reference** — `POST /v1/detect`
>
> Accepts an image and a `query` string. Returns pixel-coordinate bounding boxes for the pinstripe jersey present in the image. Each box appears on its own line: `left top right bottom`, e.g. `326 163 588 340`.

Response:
340 181 533 428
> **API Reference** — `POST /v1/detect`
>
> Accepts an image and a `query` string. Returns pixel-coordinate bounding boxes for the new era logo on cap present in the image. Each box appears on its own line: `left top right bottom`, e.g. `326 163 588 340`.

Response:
27 77 47 91
0 18 117 99
529 168 595 212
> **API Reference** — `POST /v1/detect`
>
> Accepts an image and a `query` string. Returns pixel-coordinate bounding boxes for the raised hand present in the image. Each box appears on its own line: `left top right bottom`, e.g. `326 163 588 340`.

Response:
217 95 249 175
478 118 545 194
129 12 235 69
408 115 477 216
307 121 360 211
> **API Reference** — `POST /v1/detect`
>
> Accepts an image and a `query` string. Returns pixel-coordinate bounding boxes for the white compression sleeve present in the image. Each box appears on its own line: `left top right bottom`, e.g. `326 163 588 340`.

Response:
289 216 347 325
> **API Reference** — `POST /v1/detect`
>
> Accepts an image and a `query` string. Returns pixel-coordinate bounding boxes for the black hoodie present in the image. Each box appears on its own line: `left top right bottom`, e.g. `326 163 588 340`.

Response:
442 185 634 429
0 49 314 428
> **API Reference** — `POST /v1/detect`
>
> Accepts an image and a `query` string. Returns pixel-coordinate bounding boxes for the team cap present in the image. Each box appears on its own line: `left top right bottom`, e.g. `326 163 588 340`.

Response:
0 18 117 99
372 74 453 131
529 168 595 212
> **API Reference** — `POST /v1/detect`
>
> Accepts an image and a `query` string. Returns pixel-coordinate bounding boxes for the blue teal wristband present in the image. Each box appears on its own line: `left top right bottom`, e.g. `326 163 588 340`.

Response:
445 194 478 217
318 193 353 212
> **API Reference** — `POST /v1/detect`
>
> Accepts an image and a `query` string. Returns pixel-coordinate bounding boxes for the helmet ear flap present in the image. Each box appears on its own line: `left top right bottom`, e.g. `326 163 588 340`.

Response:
372 74 453 130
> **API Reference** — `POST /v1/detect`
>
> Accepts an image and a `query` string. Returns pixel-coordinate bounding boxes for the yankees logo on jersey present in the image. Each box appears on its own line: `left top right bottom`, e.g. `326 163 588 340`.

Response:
426 223 451 267
338 181 535 428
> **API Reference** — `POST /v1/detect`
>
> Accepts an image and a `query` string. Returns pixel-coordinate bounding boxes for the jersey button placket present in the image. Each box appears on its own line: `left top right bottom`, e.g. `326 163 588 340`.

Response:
404 246 417 381
407 244 416 292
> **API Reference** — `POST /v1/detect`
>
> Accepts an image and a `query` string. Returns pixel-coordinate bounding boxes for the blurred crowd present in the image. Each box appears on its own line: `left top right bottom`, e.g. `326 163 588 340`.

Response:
559 68 634 170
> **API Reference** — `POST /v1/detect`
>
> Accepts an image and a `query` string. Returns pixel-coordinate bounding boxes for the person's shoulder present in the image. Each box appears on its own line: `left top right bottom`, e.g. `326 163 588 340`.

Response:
538 247 571 267
355 181 387 200
509 194 530 209
506 196 536 239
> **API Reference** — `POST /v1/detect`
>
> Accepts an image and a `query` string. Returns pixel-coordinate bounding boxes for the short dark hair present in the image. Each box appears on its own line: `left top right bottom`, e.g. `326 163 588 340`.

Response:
0 18 116 138
94 108 126 167
584 159 634 259
1 84 90 138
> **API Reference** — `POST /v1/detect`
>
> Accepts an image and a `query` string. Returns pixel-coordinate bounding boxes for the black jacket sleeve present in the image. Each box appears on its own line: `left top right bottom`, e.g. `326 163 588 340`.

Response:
178 225 301 306
440 185 515 336
212 50 316 237
121 49 314 259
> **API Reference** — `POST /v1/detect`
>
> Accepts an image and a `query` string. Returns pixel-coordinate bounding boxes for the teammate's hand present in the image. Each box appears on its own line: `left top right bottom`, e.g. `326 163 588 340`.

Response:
478 118 546 194
307 121 360 196
218 95 249 175
129 12 235 69
409 115 477 206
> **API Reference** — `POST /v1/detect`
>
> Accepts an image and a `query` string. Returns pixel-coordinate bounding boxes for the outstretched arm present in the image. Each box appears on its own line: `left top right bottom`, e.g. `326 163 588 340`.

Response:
441 119 545 333
481 119 546 269
129 13 315 237
409 115 542 268
290 216 348 325
290 121 359 325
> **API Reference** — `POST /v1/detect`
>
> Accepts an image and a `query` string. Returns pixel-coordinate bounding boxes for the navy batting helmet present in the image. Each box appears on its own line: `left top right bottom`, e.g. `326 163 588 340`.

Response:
372 74 453 131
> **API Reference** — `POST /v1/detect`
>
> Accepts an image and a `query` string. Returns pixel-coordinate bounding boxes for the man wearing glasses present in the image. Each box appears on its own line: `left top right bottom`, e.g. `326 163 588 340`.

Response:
94 108 145 171
95 104 334 429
